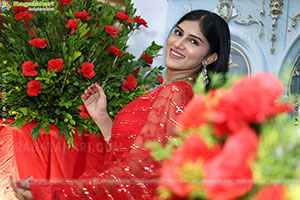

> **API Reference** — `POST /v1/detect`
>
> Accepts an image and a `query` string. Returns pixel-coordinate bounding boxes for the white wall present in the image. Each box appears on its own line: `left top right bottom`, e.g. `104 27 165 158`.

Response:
127 0 168 68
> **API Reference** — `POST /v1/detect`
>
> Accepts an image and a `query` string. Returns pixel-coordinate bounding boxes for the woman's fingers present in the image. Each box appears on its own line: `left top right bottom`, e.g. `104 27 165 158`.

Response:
95 82 106 98
11 176 32 191
11 176 19 192
18 176 32 190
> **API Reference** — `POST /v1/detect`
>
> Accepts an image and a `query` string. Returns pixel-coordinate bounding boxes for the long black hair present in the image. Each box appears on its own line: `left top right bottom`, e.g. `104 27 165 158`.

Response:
175 9 231 76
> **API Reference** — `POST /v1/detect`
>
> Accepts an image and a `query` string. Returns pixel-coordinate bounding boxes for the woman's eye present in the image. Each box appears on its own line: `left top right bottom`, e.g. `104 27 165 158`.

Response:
191 39 199 46
174 30 182 36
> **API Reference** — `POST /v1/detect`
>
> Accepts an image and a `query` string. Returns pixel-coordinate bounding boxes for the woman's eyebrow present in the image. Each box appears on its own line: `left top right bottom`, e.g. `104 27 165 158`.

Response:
176 25 203 43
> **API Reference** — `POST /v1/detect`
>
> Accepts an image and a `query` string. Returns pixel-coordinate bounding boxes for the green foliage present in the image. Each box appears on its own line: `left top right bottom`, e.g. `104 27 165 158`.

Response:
0 0 163 146
145 137 183 162
193 72 241 95
252 114 300 182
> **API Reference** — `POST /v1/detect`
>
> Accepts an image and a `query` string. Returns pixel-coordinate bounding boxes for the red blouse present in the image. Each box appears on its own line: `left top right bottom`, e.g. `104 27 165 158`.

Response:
30 81 194 199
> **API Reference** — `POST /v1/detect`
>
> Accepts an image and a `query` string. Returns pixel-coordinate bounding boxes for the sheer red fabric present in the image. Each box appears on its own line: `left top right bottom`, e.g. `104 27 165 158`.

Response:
30 81 194 199
0 119 106 200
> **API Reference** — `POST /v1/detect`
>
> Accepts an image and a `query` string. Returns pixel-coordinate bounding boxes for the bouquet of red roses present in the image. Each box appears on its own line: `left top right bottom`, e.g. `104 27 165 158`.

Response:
147 71 300 200
0 0 163 145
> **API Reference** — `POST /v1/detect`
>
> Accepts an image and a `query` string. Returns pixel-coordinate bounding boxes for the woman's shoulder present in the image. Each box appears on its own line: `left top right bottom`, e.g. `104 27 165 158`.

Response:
149 80 194 100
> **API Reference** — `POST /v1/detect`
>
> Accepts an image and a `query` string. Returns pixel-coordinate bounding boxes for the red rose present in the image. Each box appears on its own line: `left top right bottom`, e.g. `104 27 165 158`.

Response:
78 105 92 119
22 61 38 76
157 75 163 84
203 128 258 200
29 38 47 49
66 19 79 34
104 25 118 38
47 58 64 73
133 68 139 74
115 12 132 24
212 71 292 136
74 11 91 21
177 94 208 130
134 16 148 28
77 62 95 79
160 134 220 197
122 74 137 91
256 185 286 200
57 0 73 5
141 53 153 64
13 6 27 14
108 46 123 57
27 80 42 96
0 93 2 98
14 7 32 24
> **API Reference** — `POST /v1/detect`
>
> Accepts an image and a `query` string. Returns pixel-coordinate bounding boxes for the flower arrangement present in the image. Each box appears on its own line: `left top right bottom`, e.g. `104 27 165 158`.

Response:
146 71 300 200
0 0 163 146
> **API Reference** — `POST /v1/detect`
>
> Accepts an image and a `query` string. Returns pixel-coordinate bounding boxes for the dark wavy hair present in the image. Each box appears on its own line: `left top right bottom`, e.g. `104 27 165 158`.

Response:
175 10 231 89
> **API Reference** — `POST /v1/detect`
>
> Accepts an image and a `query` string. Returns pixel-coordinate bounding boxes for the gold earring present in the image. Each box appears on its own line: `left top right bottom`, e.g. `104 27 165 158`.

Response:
201 61 209 85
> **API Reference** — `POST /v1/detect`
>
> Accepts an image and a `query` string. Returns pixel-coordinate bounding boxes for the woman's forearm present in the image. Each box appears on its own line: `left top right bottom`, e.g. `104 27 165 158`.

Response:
94 112 113 143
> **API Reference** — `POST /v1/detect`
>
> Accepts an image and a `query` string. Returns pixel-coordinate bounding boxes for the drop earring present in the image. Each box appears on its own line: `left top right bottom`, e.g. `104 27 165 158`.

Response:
201 61 209 85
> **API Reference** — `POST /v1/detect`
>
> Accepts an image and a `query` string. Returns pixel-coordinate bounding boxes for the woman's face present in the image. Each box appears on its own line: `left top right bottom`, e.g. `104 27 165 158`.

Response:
165 20 211 72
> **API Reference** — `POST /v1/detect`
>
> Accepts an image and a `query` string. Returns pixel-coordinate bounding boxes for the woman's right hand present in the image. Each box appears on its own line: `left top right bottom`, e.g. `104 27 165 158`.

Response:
81 82 107 120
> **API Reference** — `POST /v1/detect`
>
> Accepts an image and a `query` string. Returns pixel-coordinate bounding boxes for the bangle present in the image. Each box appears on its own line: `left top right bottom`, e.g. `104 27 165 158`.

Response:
16 191 25 200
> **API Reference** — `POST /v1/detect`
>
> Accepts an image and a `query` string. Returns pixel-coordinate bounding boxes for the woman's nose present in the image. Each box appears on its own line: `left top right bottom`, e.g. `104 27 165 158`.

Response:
174 38 185 49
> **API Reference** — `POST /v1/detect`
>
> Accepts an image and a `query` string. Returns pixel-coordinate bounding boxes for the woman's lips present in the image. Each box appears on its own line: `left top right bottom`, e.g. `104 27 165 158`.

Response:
169 48 185 59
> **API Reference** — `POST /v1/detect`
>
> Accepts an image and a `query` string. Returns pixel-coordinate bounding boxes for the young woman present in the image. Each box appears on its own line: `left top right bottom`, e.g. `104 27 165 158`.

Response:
12 9 230 199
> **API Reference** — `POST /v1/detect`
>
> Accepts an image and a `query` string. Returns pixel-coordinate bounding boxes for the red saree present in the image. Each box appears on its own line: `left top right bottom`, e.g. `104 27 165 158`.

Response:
0 120 106 199
21 81 193 199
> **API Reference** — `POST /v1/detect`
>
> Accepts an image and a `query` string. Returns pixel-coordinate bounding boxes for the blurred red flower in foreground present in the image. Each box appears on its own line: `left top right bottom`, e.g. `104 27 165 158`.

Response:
256 185 286 200
160 134 218 197
158 71 291 199
203 127 258 200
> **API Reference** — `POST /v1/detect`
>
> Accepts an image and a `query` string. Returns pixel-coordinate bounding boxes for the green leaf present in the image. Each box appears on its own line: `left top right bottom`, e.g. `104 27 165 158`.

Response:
1 118 8 124
31 123 42 141
45 124 50 134
59 127 64 138
19 107 28 115
70 51 82 63
9 121 18 128
78 127 83 136
8 38 15 44
17 118 26 130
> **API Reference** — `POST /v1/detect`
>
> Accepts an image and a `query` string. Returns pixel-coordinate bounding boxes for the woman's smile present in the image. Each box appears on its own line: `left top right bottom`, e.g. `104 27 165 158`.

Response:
169 48 185 59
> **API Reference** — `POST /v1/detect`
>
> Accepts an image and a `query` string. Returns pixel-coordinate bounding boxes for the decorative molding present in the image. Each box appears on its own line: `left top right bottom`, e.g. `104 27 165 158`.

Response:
269 0 283 29
233 0 264 38
269 0 283 54
214 0 264 37
234 15 264 37
291 12 300 28
215 0 238 22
